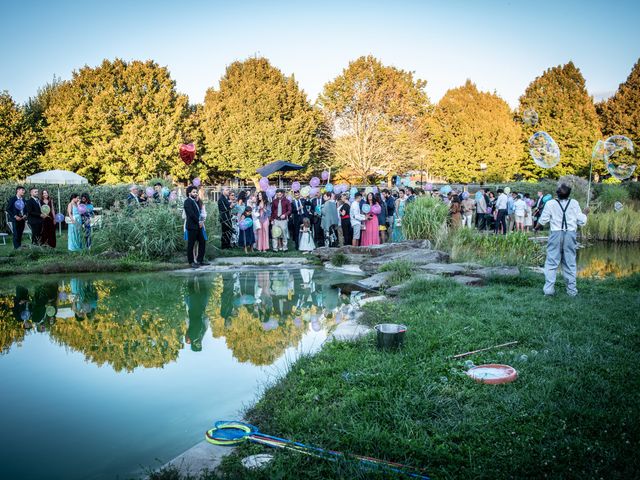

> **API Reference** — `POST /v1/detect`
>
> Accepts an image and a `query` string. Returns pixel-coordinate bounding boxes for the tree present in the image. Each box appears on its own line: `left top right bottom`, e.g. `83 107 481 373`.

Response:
518 62 602 178
23 76 63 158
428 80 522 183
42 59 191 184
318 56 431 182
596 59 640 172
201 57 325 180
0 91 40 181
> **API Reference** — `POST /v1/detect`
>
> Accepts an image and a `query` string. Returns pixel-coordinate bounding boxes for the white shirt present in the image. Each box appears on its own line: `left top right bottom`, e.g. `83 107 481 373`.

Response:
538 199 587 232
350 200 365 226
495 193 508 210
514 199 526 216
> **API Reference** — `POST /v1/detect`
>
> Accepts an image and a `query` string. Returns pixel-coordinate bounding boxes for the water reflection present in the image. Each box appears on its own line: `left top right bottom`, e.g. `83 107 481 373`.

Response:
0 269 357 369
578 242 640 279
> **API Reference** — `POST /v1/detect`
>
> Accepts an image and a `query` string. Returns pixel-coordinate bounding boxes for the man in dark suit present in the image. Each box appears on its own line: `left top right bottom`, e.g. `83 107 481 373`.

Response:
184 185 207 268
24 187 44 245
290 190 308 249
6 185 26 249
310 192 324 245
127 186 140 207
218 187 232 249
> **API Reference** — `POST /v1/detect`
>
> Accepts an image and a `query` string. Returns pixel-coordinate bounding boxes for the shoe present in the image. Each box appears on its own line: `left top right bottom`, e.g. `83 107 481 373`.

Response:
190 262 200 269
199 261 211 266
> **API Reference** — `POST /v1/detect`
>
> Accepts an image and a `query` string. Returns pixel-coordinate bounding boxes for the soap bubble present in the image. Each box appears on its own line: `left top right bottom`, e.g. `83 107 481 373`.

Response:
604 135 636 180
592 140 606 163
522 108 539 126
614 201 624 212
529 131 560 169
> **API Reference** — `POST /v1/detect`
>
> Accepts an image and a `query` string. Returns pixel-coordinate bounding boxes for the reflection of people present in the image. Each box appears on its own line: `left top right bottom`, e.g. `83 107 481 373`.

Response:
13 285 31 328
185 277 209 352
31 282 59 328
535 184 588 297
70 278 98 320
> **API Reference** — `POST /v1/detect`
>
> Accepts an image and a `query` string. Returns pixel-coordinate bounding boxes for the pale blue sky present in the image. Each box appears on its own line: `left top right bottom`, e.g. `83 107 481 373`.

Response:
1 0 639 107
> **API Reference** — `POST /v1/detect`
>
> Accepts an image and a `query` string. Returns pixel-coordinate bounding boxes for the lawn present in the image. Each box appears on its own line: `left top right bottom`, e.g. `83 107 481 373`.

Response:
205 271 640 479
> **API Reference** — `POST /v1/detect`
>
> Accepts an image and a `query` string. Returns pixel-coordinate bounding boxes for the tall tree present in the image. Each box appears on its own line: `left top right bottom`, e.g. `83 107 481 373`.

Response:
518 62 602 178
0 91 39 181
318 56 431 182
23 76 63 158
42 59 191 184
596 59 640 170
428 80 522 183
201 57 325 180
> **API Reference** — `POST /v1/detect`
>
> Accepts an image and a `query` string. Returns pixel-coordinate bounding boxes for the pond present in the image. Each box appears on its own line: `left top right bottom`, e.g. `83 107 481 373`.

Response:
0 268 360 480
577 242 640 278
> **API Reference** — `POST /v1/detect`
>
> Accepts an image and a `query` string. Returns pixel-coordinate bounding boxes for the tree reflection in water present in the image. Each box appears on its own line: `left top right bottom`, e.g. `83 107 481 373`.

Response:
0 269 352 369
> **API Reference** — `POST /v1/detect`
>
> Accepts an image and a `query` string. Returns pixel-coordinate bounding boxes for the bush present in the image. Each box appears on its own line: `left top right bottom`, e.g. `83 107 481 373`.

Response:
93 204 185 260
583 209 640 242
595 184 631 211
402 196 449 244
450 229 544 266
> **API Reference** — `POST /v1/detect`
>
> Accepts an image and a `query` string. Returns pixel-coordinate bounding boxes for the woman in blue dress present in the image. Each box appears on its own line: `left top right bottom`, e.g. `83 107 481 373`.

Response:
66 194 83 252
392 189 407 243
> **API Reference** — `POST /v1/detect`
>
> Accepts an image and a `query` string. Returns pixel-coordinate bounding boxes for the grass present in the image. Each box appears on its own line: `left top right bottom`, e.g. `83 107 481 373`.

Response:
204 271 640 480
449 229 545 266
583 209 640 242
401 196 449 245
378 259 414 285
330 252 348 267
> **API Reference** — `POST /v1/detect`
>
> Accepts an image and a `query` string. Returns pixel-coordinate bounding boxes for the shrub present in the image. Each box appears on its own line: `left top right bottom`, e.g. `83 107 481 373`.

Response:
595 184 631 211
450 229 544 266
402 196 449 244
583 209 640 242
330 252 347 267
93 204 185 260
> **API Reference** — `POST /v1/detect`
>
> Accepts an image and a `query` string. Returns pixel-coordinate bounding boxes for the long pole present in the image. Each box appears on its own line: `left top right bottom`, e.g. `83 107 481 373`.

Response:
586 155 594 208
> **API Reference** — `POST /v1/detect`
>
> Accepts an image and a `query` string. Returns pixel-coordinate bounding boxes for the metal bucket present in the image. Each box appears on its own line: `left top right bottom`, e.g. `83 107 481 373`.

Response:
374 323 407 350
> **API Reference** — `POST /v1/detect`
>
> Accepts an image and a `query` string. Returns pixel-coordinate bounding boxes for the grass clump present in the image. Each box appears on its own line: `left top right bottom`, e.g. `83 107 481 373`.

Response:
216 272 640 480
583 209 640 242
401 196 449 244
449 229 544 266
379 259 414 285
330 252 348 267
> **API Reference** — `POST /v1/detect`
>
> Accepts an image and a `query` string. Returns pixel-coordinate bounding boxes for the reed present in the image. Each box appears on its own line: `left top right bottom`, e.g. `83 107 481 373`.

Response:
583 209 640 242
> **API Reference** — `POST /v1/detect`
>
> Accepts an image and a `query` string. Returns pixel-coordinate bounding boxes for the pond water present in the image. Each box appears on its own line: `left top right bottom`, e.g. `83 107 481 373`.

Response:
0 268 359 480
577 242 640 278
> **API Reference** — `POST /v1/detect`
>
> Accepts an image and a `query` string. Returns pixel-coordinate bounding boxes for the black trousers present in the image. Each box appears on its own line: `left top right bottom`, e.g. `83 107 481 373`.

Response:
291 216 303 248
29 221 42 245
187 228 206 264
341 218 353 246
220 220 233 249
496 209 507 235
11 220 25 249
477 213 488 231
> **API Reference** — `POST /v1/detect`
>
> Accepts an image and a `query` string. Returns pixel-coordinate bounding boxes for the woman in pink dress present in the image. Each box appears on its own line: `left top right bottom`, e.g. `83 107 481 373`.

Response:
360 192 380 246
256 191 271 251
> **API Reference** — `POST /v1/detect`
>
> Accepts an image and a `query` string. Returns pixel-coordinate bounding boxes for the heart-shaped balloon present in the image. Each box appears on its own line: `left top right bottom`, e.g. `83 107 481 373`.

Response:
179 143 196 165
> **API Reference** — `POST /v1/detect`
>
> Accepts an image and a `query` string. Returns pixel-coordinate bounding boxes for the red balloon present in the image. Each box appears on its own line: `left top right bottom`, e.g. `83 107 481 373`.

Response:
179 143 196 165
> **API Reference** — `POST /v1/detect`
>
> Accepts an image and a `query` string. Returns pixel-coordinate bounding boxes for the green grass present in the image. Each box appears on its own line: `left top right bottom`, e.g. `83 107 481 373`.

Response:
209 272 640 480
379 259 414 285
583 209 640 242
449 229 545 266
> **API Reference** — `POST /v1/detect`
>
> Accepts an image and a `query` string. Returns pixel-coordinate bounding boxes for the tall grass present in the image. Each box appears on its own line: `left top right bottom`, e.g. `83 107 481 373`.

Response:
379 259 414 285
401 196 449 245
93 205 185 260
583 209 640 242
595 184 631 210
449 229 544 266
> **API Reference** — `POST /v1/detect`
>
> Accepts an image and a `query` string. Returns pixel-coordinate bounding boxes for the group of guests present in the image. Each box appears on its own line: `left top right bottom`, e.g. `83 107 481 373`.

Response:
441 188 550 234
5 185 94 251
215 186 418 255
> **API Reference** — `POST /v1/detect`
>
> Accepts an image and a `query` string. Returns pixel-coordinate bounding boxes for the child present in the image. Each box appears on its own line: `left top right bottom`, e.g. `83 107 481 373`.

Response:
298 217 315 253
238 207 255 254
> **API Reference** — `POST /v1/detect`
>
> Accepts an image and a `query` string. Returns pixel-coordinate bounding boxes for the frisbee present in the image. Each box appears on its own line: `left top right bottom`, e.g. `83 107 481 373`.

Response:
466 364 518 384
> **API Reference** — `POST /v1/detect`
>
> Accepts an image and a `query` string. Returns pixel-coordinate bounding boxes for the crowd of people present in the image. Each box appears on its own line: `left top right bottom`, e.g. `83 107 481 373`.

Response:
6 185 94 251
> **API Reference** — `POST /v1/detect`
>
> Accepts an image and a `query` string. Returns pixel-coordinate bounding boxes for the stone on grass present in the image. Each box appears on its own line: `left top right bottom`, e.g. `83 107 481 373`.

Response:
474 266 520 278
417 263 467 276
360 249 449 273
451 275 484 286
355 271 392 290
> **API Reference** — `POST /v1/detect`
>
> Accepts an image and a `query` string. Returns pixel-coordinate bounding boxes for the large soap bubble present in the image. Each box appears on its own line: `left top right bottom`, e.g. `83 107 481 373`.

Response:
592 140 605 163
529 131 560 169
604 135 636 180
522 108 539 126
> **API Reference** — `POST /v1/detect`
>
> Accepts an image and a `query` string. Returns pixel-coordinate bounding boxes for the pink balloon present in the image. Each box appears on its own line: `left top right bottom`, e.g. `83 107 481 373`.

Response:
321 170 329 181
310 187 319 196
310 177 320 187
291 181 301 191
145 187 155 197
259 177 269 189
371 204 381 215
193 177 201 187
425 183 434 191
77 203 87 215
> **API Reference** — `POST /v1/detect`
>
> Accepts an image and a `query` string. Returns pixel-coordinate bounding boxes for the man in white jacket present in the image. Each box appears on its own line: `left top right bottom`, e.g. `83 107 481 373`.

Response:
536 184 588 297
350 191 365 247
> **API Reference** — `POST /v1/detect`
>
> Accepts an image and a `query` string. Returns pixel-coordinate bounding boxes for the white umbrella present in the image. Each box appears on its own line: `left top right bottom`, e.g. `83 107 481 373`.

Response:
26 170 89 234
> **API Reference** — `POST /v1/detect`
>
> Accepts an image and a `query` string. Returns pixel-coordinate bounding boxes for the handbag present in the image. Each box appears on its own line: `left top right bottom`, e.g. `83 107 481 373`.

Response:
65 216 73 224
395 217 402 227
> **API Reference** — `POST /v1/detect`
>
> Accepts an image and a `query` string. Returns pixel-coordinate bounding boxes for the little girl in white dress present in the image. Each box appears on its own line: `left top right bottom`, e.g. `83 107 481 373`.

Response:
298 217 315 253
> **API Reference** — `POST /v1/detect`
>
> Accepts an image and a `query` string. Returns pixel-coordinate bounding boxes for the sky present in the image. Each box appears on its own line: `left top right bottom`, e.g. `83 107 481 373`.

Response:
1 0 639 108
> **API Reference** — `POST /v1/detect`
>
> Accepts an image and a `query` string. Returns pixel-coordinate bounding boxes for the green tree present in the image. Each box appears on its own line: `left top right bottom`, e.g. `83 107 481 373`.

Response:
518 62 602 178
42 59 191 184
428 80 522 183
23 76 63 158
318 55 431 182
596 59 640 174
201 57 325 180
0 91 40 180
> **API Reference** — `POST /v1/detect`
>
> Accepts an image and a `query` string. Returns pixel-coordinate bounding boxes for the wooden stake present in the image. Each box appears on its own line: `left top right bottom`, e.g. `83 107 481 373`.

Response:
451 341 518 359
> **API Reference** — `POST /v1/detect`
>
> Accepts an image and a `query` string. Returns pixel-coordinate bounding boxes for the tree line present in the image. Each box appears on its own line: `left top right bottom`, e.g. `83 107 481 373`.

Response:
1 56 639 184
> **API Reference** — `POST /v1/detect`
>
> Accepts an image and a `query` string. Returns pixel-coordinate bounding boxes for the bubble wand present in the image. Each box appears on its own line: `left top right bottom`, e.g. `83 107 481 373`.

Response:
206 421 430 479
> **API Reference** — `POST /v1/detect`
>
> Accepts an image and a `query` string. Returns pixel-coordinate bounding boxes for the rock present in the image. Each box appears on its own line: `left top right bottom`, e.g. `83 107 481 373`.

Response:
328 320 373 342
323 263 364 275
313 240 431 263
451 275 484 286
311 246 338 262
358 295 387 306
474 266 520 278
355 271 392 290
416 262 467 276
360 249 450 273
